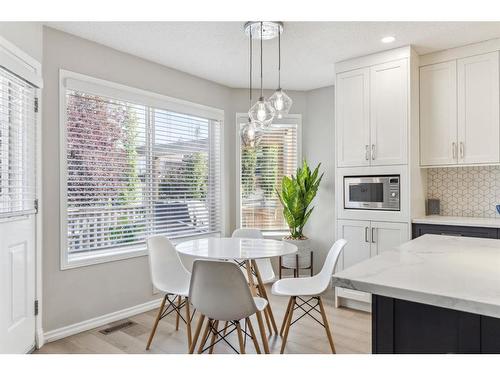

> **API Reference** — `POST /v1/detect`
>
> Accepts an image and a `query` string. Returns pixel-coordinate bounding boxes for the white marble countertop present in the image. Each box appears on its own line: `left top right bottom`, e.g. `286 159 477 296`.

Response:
412 215 500 228
332 234 500 318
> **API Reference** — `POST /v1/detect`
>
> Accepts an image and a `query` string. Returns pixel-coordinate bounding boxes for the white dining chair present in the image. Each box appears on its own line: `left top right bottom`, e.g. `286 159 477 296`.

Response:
231 228 278 335
271 239 347 354
231 228 275 284
189 259 266 354
146 235 193 350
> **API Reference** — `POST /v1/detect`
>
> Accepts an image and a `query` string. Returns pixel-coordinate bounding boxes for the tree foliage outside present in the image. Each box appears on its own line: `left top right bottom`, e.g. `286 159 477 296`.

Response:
241 145 279 199
158 152 208 200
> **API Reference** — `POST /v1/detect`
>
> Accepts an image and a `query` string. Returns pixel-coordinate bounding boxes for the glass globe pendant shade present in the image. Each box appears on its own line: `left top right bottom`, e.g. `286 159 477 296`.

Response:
241 119 262 147
248 96 275 128
269 88 292 119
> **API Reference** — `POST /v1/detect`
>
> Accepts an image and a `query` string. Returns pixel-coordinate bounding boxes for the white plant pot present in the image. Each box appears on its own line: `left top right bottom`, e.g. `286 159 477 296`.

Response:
281 237 312 269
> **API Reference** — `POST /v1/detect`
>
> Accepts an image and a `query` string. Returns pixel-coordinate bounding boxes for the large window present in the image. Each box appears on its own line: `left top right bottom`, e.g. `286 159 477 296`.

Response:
237 115 300 233
61 71 223 267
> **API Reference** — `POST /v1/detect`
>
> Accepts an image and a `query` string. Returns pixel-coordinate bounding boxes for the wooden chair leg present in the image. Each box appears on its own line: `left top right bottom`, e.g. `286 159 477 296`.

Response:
222 321 229 336
246 318 261 354
255 311 270 353
263 305 272 334
236 321 246 354
280 296 294 337
280 296 296 354
185 297 192 349
318 296 336 354
175 296 182 330
198 318 212 354
146 294 167 350
189 314 205 354
208 320 219 354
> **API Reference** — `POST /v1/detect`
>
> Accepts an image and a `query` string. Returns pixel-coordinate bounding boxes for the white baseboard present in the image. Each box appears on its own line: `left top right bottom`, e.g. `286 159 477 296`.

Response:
42 298 162 344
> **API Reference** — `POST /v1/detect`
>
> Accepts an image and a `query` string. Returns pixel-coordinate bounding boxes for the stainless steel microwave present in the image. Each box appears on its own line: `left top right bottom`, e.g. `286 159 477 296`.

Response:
344 175 400 211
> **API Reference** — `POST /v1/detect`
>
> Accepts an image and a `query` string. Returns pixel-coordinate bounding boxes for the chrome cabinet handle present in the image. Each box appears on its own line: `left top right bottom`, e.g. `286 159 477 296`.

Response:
365 226 369 243
452 142 457 159
365 145 369 160
371 227 376 243
460 142 464 159
371 144 376 160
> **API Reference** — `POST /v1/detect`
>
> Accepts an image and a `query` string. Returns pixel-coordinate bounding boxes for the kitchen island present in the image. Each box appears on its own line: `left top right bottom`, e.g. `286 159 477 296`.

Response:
332 234 500 353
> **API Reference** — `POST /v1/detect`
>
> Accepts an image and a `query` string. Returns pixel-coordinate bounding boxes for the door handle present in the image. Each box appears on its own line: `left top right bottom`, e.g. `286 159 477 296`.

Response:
371 144 376 160
371 227 376 243
365 226 369 243
452 142 457 160
460 142 464 159
365 145 369 160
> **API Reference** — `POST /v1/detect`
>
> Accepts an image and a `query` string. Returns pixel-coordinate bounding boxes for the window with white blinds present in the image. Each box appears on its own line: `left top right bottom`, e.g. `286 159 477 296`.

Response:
62 74 222 264
238 117 300 232
0 66 36 218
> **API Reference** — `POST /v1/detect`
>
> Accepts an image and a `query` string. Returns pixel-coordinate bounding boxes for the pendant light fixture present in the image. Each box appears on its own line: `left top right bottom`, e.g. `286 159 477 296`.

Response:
241 26 261 147
248 22 275 128
269 26 292 119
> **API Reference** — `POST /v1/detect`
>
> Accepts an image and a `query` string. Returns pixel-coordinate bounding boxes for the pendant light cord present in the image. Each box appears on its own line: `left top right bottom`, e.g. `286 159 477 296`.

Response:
260 21 263 98
249 27 252 105
278 26 281 89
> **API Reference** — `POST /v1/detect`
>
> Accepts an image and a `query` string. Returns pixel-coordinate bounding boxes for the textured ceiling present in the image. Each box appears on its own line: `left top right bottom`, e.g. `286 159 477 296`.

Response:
47 22 500 91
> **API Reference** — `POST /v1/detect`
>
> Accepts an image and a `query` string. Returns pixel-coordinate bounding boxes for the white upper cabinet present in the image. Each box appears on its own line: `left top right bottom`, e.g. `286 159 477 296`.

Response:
419 61 457 166
420 51 500 167
457 52 500 165
370 59 408 166
336 59 408 168
336 68 370 167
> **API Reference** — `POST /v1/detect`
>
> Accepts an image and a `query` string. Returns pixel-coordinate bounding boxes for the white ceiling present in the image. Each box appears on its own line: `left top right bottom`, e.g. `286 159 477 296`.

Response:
47 22 500 91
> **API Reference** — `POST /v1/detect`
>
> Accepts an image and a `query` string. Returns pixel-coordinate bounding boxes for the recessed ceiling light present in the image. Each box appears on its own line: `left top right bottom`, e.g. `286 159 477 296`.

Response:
381 36 396 44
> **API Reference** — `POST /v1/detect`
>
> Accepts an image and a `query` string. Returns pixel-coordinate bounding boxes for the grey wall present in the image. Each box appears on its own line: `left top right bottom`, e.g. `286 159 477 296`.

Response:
41 27 233 332
0 22 43 62
303 86 335 273
39 26 335 332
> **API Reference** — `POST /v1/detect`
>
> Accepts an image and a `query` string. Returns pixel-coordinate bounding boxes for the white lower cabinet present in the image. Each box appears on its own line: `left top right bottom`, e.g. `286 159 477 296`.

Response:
335 220 409 310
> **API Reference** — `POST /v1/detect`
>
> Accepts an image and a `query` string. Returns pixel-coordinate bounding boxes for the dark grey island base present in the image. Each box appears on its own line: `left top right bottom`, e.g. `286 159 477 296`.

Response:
372 295 500 354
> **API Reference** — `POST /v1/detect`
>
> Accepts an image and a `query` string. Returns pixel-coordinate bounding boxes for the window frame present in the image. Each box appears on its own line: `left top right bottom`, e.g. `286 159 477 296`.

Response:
59 70 225 270
235 113 302 239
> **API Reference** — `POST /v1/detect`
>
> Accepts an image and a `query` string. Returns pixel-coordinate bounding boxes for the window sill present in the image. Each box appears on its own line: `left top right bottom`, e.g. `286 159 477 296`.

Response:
61 232 222 270
62 245 147 270
262 231 289 240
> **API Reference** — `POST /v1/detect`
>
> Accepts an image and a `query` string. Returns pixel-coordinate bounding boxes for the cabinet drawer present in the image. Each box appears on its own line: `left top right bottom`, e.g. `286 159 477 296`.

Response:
412 224 498 239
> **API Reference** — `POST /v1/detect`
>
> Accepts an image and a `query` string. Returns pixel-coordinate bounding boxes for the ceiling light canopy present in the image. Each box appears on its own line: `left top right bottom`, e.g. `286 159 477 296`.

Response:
244 21 283 40
381 36 396 43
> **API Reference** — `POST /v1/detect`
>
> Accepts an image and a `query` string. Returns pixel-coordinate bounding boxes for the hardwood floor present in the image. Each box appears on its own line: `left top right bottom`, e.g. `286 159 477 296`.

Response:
36 289 371 354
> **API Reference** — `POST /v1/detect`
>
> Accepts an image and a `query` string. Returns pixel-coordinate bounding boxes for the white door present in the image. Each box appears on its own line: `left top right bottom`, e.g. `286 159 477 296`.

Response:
337 219 371 270
336 68 370 167
457 52 500 165
420 61 458 166
370 59 408 166
0 67 37 354
370 221 409 255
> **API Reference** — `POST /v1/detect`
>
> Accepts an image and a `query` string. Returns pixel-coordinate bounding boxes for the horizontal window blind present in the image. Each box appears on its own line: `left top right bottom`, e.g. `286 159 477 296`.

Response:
65 88 221 257
240 122 298 231
0 66 36 218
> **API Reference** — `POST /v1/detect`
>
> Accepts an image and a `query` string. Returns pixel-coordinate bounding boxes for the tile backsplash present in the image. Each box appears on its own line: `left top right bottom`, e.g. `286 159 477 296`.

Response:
427 166 500 218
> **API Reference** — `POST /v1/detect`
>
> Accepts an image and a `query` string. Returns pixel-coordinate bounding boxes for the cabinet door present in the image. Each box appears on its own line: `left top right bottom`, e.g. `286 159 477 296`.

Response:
370 59 408 166
420 61 458 166
371 221 409 255
457 52 500 165
336 68 370 167
337 220 371 270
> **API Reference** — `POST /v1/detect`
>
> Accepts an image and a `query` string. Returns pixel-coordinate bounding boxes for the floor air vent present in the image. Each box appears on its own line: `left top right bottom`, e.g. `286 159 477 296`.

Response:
99 320 136 335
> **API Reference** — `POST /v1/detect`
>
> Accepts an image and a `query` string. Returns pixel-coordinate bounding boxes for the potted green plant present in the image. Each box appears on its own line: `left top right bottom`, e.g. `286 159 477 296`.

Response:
276 160 323 274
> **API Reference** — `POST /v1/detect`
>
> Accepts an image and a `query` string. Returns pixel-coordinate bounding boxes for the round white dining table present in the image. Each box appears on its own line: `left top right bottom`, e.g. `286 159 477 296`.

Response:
176 237 297 354
175 237 297 260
